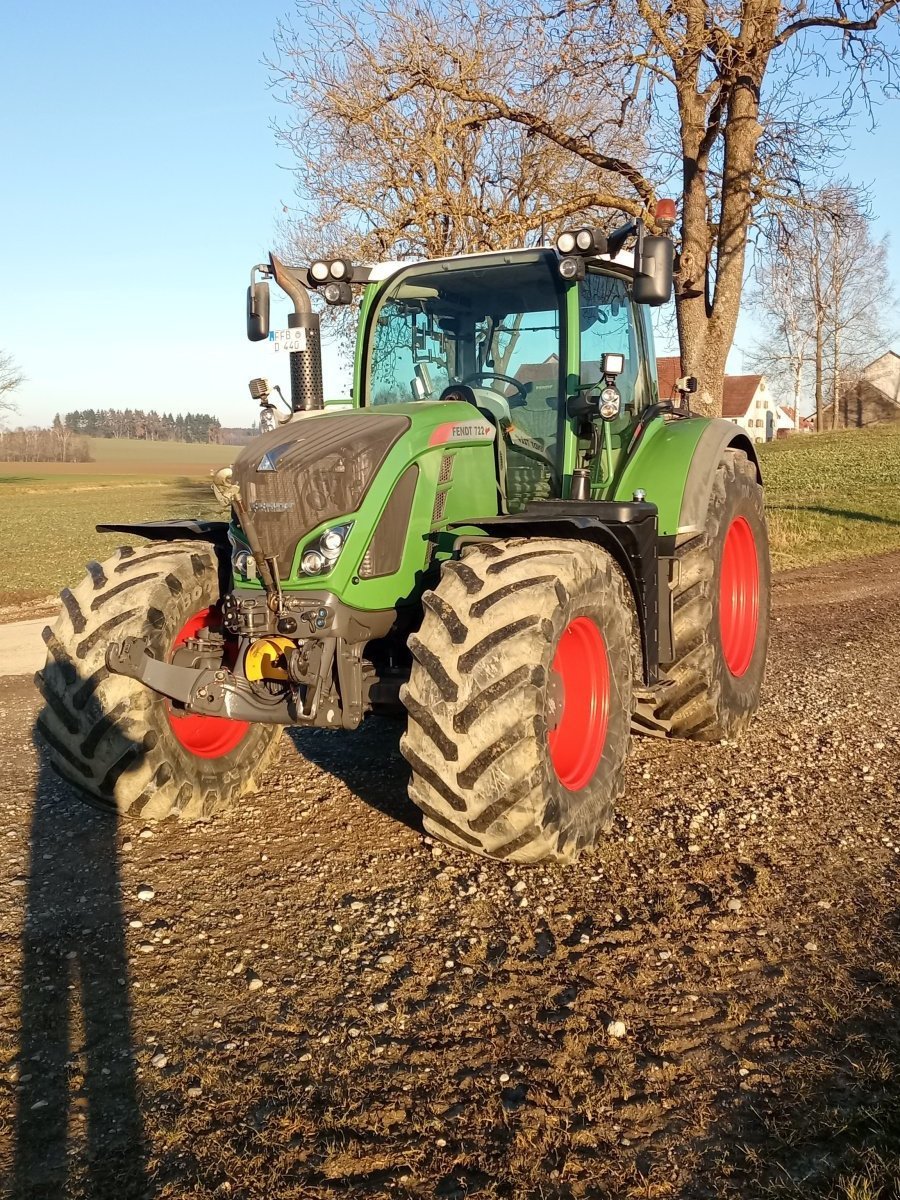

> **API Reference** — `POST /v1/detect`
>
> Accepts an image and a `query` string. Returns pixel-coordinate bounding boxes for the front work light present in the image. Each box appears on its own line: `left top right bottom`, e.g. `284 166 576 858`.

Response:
323 281 352 305
556 226 609 257
559 256 586 281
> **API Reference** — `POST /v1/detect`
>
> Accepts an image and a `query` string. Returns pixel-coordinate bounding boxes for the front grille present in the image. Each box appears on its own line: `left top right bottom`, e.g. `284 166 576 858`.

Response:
359 465 419 579
431 489 447 522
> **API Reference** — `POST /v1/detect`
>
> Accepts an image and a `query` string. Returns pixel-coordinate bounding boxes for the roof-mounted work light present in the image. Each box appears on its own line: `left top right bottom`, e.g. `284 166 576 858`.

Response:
307 258 354 288
555 227 608 257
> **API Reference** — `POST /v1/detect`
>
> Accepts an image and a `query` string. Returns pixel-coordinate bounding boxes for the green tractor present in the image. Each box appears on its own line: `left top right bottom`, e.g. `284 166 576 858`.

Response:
37 211 769 863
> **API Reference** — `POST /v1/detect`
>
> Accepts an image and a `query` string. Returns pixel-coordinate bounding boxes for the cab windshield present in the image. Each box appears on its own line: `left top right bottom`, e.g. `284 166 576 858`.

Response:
366 254 565 460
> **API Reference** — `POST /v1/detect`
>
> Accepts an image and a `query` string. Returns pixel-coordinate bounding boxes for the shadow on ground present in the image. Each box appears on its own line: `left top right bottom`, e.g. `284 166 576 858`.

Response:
669 880 900 1199
288 715 422 834
11 737 148 1200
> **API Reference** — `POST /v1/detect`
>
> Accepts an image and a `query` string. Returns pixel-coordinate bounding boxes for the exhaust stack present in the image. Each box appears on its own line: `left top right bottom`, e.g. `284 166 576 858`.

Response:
268 254 325 413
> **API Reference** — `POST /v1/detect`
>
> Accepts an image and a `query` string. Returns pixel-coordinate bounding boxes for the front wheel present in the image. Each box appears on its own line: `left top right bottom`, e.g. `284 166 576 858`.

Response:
401 538 633 863
36 542 282 819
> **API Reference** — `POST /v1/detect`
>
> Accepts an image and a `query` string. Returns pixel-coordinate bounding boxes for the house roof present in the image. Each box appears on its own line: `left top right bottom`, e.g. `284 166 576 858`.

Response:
721 374 763 418
779 405 796 421
656 357 762 417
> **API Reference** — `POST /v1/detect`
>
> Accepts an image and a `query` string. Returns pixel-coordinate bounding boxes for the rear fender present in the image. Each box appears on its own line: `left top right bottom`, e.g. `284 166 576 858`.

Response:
677 421 761 543
612 415 761 541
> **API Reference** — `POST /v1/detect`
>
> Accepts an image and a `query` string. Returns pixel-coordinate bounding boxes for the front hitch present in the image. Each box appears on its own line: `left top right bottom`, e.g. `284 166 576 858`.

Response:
106 638 306 725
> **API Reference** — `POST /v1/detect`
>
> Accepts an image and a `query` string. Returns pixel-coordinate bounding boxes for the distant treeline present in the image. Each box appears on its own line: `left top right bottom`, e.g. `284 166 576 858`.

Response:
64 408 223 443
221 425 258 445
0 423 92 462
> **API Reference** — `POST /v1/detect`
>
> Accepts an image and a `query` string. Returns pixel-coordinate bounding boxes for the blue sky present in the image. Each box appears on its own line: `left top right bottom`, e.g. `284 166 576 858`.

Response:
1 1 899 427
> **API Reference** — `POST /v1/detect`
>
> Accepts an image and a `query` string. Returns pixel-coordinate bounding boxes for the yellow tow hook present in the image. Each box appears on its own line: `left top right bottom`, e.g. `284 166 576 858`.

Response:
243 636 296 682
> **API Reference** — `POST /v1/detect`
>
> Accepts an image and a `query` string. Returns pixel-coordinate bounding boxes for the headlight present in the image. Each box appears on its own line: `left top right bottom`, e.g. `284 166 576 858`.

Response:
301 550 327 575
299 523 353 575
321 528 345 553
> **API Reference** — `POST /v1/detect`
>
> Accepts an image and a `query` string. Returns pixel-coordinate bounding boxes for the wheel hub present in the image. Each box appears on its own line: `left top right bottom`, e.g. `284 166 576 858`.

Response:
547 616 610 791
167 608 250 758
719 515 760 678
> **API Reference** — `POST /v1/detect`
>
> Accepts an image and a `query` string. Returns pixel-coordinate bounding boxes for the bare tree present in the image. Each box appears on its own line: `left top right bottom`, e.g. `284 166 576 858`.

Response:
0 351 23 424
343 0 900 415
747 252 814 432
268 2 644 276
749 186 895 429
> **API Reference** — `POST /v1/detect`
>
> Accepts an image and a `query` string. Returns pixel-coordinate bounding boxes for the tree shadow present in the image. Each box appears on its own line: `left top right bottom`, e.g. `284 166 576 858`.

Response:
670 884 900 1199
164 476 221 513
287 715 423 834
768 503 900 528
11 715 148 1197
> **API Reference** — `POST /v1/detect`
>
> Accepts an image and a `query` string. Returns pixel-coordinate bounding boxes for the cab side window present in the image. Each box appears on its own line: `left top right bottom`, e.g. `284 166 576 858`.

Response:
579 274 644 409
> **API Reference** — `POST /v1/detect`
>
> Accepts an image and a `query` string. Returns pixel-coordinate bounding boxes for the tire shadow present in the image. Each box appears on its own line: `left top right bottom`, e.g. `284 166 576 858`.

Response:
11 705 148 1198
286 715 423 834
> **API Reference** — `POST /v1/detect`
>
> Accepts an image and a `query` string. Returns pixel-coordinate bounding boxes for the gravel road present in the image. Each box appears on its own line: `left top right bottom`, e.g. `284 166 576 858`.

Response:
1 551 899 1200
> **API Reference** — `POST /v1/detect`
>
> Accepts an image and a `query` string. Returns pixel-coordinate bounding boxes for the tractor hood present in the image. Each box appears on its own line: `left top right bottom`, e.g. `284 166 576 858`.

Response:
230 403 495 573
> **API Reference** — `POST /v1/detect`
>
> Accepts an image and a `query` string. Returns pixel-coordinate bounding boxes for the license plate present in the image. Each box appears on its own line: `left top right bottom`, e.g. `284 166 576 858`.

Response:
269 328 307 353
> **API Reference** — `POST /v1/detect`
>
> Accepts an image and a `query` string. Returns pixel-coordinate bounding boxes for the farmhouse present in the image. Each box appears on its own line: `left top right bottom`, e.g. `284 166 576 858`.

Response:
824 350 900 427
657 357 777 441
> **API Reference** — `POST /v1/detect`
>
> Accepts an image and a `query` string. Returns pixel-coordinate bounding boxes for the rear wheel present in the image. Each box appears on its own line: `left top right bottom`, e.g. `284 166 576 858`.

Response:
36 542 282 819
656 450 770 740
401 538 632 863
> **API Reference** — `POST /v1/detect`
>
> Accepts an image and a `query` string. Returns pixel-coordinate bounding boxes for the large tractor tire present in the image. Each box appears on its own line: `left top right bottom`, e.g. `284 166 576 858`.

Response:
657 448 770 740
400 538 632 863
36 542 282 820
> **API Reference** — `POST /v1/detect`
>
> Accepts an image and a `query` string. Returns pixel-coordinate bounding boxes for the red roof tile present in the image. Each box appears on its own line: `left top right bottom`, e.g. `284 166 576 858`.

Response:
722 374 762 418
656 356 681 400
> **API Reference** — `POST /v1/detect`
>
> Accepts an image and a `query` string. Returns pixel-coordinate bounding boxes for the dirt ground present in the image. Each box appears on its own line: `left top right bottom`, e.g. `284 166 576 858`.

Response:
1 553 899 1200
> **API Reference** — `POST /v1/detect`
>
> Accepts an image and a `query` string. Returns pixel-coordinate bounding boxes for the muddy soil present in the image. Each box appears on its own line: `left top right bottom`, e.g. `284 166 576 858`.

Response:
1 552 899 1199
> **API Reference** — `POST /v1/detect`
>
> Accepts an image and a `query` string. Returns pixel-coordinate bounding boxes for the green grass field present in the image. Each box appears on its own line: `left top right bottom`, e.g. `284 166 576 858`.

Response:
758 423 900 571
1 426 899 609
83 437 236 465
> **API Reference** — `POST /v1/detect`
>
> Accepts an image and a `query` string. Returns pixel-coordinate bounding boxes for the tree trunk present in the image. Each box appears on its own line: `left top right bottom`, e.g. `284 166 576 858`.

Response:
831 324 840 429
815 323 824 433
675 32 771 419
792 357 803 432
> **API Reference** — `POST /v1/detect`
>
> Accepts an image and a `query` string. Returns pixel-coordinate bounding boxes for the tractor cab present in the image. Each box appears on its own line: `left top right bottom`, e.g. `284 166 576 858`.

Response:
356 247 658 510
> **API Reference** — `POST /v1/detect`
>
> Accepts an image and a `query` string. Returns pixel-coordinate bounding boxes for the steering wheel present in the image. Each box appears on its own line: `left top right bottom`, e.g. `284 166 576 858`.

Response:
460 371 529 404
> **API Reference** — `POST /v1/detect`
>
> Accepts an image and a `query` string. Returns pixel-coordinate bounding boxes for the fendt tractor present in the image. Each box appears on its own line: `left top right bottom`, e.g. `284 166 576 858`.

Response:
38 204 770 863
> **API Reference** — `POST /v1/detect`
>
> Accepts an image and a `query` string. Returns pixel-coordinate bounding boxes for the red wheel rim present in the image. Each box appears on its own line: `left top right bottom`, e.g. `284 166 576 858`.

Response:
547 616 610 791
719 516 760 678
166 608 250 759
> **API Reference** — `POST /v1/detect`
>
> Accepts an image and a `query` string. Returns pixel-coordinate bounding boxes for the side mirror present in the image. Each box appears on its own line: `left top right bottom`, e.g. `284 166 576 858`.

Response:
633 235 674 307
247 280 270 342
